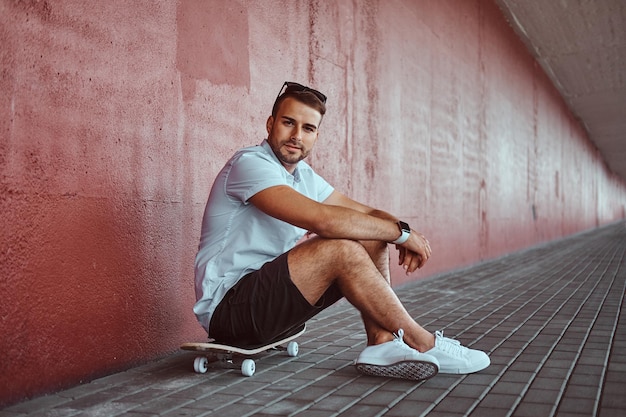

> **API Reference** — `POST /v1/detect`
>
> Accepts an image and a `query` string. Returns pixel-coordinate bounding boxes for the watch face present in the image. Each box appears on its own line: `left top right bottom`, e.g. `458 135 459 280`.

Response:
399 221 410 232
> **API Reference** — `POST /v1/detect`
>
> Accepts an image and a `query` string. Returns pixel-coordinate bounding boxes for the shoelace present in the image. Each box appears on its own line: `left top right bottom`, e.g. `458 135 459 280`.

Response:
393 329 414 352
435 330 467 357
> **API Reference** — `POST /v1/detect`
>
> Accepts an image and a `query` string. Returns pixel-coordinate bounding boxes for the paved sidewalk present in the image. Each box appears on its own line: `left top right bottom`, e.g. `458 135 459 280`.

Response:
3 222 625 417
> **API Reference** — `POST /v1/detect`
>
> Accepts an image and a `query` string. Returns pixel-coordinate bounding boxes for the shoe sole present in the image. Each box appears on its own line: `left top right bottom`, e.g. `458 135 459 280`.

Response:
355 360 439 381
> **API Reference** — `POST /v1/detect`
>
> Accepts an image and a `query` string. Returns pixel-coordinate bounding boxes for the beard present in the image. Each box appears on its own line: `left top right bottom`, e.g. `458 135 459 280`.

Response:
272 139 310 165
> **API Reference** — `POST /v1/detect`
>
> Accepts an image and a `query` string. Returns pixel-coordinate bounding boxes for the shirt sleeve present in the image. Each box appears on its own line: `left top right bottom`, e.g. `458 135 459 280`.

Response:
312 170 334 202
225 151 287 203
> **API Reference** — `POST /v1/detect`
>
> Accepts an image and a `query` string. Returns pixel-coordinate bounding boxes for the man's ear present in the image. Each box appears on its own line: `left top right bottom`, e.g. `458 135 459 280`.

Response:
266 116 274 134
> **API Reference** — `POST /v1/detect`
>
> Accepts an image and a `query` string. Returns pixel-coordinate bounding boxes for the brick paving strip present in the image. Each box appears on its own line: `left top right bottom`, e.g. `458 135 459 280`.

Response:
2 222 625 417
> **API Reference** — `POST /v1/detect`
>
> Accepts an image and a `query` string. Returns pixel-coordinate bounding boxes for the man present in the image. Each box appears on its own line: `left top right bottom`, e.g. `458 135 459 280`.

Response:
194 81 490 380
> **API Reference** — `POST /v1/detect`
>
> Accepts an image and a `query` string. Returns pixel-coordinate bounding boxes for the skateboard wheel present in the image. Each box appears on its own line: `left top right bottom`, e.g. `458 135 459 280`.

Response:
193 356 208 374
241 359 255 377
287 341 299 357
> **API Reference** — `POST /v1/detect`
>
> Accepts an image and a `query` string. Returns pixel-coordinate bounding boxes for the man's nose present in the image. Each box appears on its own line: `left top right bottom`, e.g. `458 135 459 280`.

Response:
291 126 303 141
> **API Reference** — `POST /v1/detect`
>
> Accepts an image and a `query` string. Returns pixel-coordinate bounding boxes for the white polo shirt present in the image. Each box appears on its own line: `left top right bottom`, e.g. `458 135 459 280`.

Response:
193 140 334 332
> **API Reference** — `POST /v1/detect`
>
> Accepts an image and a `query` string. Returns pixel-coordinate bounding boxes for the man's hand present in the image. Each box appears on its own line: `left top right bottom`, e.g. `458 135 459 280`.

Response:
396 231 432 274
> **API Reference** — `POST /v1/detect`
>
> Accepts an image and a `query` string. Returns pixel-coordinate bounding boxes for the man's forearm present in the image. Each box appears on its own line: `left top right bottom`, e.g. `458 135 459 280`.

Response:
366 208 399 223
312 204 402 243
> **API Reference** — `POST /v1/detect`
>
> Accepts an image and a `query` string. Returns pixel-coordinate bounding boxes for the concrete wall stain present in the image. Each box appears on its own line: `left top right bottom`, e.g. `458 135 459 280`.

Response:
176 0 250 100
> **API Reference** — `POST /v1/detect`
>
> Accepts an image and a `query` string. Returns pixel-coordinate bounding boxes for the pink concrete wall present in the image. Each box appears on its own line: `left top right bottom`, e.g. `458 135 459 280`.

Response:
1 0 625 406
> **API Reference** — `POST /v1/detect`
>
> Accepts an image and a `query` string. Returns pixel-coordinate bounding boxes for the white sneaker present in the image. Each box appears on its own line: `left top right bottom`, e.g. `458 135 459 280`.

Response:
425 330 490 374
355 329 439 381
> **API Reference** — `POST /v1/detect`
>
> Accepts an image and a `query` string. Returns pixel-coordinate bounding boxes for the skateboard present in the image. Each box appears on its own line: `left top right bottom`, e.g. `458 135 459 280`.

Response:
181 324 305 377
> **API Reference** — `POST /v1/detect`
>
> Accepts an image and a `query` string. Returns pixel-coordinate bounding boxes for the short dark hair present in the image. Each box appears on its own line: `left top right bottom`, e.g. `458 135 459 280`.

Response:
272 82 327 119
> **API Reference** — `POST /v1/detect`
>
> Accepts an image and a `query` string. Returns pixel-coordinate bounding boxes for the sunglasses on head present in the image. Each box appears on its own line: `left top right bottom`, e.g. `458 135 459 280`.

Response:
276 81 327 104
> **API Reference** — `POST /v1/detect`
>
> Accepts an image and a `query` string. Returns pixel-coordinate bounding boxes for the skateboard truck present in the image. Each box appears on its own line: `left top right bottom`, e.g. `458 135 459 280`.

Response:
181 325 305 377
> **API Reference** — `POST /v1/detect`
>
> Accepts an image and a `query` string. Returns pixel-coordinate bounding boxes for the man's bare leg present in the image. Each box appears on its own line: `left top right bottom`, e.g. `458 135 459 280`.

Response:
288 237 435 352
356 239 409 346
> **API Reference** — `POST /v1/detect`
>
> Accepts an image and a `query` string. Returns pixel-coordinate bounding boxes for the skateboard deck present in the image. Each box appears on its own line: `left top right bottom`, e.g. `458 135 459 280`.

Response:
181 324 305 376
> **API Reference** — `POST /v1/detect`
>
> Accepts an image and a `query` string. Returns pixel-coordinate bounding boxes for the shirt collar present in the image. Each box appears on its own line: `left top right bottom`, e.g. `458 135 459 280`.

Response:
260 139 301 182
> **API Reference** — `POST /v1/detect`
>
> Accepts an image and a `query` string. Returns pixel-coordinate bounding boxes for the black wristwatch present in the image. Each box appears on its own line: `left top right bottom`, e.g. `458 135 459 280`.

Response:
392 221 411 244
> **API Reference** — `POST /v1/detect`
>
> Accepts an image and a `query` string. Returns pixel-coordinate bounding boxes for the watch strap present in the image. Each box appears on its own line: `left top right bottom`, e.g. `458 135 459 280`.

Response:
392 221 411 244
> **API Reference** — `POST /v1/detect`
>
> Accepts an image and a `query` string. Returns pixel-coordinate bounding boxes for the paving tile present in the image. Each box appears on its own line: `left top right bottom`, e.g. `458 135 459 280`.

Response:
601 388 626 409
160 406 212 417
499 371 535 384
403 386 447 403
384 400 434 416
568 372 603 387
356 387 405 407
127 396 194 415
23 409 81 417
115 388 176 404
264 377 312 392
239 389 292 406
511 401 555 416
537 366 570 379
530 376 565 391
563 384 598 399
448 383 489 399
606 370 626 383
557 397 597 415
292 411 339 417
0 412 25 417
285 388 332 404
479 393 519 409
1 394 71 415
315 395 362 412
488 381 527 396
336 404 388 417
468 405 513 417
333 381 379 397
256 398 311 415
212 404 264 417
523 388 561 403
432 396 479 413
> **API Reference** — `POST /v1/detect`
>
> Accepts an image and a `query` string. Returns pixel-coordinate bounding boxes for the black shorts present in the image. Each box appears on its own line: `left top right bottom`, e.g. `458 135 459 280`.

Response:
209 251 343 347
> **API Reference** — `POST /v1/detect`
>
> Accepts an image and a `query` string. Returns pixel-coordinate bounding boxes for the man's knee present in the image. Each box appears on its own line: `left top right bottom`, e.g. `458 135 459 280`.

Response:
291 238 374 274
294 236 364 259
360 239 388 254
322 237 367 256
